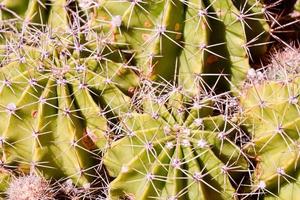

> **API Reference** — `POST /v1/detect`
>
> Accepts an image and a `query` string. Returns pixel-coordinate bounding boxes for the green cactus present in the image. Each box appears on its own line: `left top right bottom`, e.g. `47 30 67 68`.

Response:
240 47 300 199
0 0 77 29
103 80 248 200
79 0 269 94
241 77 300 199
0 0 84 47
0 28 139 186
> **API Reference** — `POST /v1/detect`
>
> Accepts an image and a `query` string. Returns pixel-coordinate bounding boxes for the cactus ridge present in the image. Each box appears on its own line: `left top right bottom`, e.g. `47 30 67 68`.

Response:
79 0 270 94
0 0 78 29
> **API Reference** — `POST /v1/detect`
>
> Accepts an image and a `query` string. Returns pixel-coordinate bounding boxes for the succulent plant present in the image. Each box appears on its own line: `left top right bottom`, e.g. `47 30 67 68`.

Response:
0 0 299 199
0 0 77 29
241 77 300 199
79 0 270 94
103 80 249 200
6 174 54 200
0 167 11 193
0 26 139 187
0 0 86 49
240 47 300 199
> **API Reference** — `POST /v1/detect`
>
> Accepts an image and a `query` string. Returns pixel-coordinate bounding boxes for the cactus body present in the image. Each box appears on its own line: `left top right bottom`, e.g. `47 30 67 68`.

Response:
0 168 11 193
240 46 300 199
0 0 299 199
81 0 269 94
0 30 139 186
0 0 75 29
104 82 248 199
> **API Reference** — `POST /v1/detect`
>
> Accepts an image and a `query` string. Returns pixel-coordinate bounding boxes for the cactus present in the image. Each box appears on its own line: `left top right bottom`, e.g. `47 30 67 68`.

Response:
240 47 300 199
264 0 300 49
6 174 54 200
103 80 248 200
80 0 270 94
0 167 11 194
0 0 84 48
0 0 299 199
0 0 78 29
264 46 300 80
0 26 139 186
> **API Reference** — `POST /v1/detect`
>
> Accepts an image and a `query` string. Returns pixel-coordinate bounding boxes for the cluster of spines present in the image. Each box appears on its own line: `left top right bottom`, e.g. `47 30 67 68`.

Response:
2 171 108 199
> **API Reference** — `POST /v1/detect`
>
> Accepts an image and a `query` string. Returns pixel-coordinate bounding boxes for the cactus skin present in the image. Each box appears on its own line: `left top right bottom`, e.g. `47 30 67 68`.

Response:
240 46 300 200
0 0 84 46
80 0 269 94
0 0 77 29
0 28 139 186
103 81 248 200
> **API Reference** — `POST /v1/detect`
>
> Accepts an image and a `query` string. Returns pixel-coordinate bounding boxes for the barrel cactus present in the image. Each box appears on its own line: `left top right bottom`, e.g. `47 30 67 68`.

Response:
79 0 270 94
0 0 299 199
240 47 300 199
103 80 248 200
0 26 139 187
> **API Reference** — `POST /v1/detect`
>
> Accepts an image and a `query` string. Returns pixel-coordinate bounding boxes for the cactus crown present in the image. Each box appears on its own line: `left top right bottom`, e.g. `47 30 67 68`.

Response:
103 79 248 200
6 174 54 200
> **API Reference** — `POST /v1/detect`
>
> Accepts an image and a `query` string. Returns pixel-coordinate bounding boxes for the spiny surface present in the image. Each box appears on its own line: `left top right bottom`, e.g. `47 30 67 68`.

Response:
79 0 270 94
0 26 139 186
240 48 300 199
0 0 79 29
104 80 248 200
